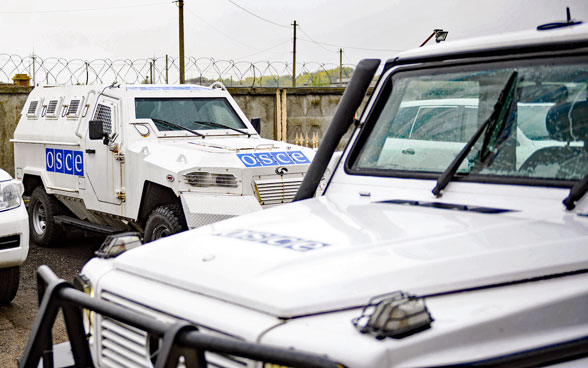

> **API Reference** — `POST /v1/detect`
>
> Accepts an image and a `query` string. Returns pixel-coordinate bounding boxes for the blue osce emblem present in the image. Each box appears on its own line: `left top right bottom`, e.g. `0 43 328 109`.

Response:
237 150 310 168
46 148 84 176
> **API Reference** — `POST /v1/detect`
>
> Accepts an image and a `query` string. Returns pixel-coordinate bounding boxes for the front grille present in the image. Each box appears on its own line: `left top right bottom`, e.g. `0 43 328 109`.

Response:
253 176 303 206
98 291 248 368
0 235 20 250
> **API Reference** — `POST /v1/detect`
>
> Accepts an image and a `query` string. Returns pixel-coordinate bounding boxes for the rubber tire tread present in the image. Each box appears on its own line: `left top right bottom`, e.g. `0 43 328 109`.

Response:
0 267 20 306
28 186 66 247
144 204 187 243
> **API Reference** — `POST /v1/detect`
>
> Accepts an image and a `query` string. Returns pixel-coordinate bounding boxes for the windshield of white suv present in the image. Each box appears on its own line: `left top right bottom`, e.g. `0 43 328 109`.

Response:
135 98 246 132
350 60 588 183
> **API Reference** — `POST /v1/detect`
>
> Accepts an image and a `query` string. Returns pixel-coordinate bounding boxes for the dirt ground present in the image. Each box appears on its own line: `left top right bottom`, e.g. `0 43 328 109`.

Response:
0 233 103 367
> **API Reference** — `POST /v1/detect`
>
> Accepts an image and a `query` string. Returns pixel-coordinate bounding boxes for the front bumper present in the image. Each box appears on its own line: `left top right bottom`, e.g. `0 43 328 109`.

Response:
0 204 29 268
180 193 262 229
19 266 339 368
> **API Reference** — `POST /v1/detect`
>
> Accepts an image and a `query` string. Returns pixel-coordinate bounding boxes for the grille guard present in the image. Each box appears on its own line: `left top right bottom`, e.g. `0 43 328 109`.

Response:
18 265 339 368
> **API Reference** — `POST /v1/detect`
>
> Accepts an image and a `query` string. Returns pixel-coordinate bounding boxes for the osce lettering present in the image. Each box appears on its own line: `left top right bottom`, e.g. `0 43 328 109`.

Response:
237 150 310 168
215 229 329 252
46 148 84 176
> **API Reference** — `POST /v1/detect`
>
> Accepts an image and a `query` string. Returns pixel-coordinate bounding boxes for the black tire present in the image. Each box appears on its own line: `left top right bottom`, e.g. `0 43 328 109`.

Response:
28 186 65 247
144 204 187 243
0 267 20 306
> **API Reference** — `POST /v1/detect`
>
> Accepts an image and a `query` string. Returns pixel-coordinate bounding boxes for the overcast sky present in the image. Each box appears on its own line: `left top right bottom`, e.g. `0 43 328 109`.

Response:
2 0 588 67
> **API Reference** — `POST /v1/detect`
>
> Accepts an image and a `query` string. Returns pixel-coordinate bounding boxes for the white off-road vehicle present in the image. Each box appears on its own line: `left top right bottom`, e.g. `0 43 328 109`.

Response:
13 83 314 245
0 168 28 306
21 17 588 368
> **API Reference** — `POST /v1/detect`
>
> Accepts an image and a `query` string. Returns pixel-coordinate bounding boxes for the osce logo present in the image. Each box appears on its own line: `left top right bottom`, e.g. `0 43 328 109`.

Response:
46 148 84 176
214 229 330 252
236 150 310 168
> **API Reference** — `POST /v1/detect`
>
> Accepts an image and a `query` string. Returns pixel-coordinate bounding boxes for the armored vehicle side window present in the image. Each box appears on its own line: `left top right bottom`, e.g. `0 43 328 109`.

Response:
135 98 245 131
350 59 588 183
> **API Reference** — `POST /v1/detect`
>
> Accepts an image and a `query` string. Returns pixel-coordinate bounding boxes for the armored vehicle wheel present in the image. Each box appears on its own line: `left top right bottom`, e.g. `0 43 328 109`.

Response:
0 267 20 306
28 186 65 247
144 204 187 243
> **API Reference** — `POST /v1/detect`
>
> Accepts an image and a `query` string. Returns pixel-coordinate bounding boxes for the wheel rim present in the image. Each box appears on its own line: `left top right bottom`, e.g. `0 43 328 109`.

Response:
32 201 47 236
151 224 172 240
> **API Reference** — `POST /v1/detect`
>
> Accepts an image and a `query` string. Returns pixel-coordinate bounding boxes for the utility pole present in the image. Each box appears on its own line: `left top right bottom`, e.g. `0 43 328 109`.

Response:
292 20 297 87
339 48 343 86
178 0 185 84
31 52 36 86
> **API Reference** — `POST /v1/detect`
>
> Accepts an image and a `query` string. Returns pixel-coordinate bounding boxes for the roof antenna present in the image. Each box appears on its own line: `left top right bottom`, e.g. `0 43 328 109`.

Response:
537 7 583 30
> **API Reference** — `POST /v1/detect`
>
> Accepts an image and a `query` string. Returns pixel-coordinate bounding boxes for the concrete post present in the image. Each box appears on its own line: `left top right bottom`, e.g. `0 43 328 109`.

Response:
281 89 287 142
275 89 282 141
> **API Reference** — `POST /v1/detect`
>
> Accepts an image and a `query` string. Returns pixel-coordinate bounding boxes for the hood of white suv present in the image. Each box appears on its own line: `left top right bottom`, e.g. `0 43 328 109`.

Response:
113 194 588 318
0 169 12 181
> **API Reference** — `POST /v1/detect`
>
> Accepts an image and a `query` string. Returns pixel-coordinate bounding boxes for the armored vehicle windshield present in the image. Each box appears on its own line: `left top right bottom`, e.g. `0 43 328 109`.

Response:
135 97 246 132
350 60 588 184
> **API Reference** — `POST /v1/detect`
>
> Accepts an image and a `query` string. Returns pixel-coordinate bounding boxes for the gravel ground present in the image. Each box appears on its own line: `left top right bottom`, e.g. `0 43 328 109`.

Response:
0 233 103 367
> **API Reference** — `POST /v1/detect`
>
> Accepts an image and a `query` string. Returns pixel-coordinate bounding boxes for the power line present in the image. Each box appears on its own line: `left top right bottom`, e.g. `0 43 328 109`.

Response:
298 25 402 52
298 36 402 52
0 2 167 14
298 27 337 53
235 39 291 61
223 1 401 54
186 7 257 50
225 0 289 29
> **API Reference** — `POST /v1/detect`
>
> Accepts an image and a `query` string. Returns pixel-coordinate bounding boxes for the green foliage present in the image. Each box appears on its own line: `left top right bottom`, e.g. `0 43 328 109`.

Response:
186 66 355 87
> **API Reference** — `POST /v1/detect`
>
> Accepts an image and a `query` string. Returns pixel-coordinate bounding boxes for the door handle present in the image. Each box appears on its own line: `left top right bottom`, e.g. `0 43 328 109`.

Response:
85 149 96 154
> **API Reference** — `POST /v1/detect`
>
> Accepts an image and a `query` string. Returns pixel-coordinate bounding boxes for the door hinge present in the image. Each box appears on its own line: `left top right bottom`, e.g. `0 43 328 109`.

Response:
116 190 126 202
115 152 125 162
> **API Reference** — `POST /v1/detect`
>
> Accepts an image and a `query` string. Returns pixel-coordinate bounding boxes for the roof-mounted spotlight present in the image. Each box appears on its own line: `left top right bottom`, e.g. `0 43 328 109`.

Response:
420 29 449 47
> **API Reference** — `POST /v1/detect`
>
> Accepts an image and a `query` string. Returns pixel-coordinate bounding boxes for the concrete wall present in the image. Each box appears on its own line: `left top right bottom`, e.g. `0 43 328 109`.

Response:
0 85 32 175
229 87 367 150
0 86 369 176
228 87 346 144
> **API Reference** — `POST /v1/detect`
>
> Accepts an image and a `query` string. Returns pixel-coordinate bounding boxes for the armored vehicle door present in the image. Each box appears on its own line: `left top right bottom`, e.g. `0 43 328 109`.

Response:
84 96 124 205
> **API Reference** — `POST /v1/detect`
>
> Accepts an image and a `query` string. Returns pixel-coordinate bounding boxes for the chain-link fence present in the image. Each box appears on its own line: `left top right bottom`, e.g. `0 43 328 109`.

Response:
0 54 356 87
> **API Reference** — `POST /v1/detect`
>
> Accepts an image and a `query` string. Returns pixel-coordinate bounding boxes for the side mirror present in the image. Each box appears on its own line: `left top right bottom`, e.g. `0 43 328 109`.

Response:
89 120 104 140
251 117 261 134
89 120 110 144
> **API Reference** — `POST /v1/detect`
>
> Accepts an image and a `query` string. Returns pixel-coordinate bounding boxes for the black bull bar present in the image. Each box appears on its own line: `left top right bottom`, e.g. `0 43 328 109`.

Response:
18 265 340 368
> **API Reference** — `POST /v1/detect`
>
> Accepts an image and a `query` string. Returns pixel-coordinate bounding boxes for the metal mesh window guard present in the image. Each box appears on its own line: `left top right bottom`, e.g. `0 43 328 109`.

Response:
93 104 113 134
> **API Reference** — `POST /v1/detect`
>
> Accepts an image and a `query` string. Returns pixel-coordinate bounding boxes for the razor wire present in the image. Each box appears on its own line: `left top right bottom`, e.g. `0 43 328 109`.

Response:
0 54 355 87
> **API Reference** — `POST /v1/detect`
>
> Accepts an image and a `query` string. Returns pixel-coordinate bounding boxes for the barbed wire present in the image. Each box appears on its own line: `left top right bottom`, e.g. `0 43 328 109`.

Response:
0 54 356 87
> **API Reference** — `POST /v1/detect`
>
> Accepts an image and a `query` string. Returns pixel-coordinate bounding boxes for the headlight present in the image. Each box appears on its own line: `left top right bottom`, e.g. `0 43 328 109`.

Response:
0 179 24 211
95 232 143 258
183 172 238 188
73 273 94 335
352 291 433 340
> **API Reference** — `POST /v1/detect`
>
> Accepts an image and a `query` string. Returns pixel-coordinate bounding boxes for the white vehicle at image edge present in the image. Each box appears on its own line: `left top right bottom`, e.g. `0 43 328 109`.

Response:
19 17 588 368
0 168 28 306
12 83 315 245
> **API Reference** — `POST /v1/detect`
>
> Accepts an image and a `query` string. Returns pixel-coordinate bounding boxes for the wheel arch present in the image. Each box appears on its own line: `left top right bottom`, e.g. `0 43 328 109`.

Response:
22 174 44 196
137 181 183 225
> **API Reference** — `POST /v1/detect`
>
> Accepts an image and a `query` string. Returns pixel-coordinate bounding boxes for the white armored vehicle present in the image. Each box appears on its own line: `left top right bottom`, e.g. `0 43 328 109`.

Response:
21 17 588 368
13 83 314 244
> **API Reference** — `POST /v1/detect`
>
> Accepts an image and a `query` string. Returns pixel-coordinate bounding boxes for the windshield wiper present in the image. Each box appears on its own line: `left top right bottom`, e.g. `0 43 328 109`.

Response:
563 172 588 210
194 120 251 138
432 71 519 197
151 118 205 138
